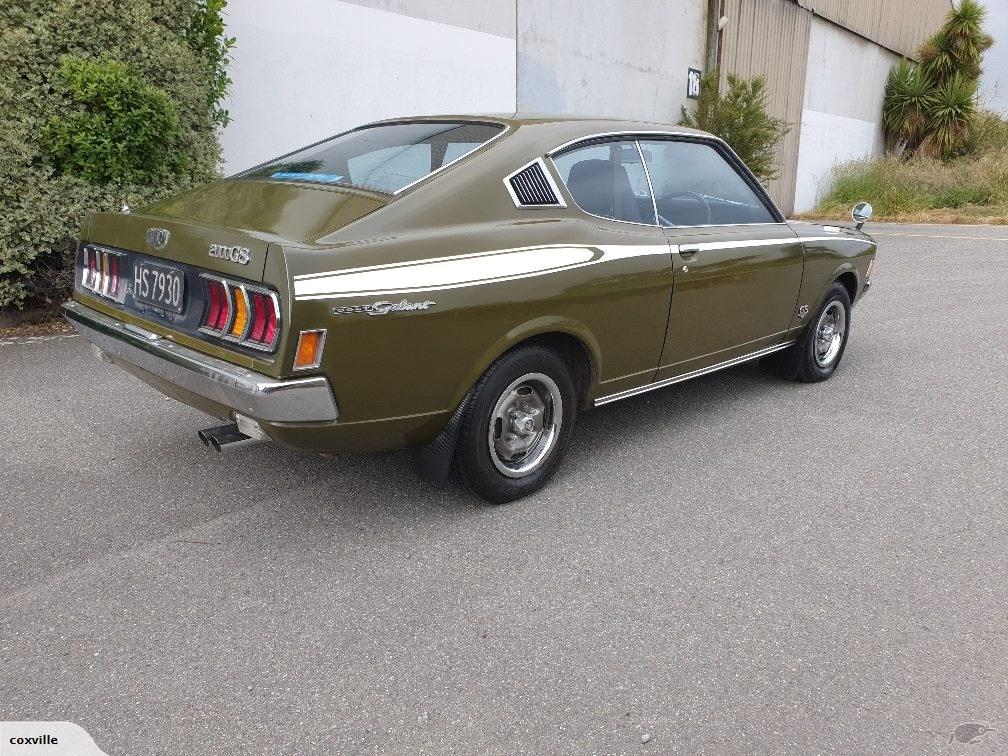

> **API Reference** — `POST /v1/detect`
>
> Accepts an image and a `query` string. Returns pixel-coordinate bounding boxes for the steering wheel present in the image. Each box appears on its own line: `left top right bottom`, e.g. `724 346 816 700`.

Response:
663 191 712 226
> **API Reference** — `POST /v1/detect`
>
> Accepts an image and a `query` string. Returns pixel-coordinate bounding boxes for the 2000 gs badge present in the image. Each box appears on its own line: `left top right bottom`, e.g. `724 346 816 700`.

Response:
64 115 876 503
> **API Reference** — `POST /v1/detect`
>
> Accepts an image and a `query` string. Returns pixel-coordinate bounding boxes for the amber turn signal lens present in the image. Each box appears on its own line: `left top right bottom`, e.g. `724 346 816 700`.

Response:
294 329 326 370
229 287 249 337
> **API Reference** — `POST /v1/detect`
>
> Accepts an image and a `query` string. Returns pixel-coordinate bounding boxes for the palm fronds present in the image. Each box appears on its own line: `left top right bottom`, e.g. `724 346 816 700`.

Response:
882 0 994 159
883 59 934 151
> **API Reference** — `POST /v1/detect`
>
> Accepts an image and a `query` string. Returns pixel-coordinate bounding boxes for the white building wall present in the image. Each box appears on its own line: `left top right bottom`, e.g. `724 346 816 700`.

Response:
220 0 914 208
793 17 900 213
517 0 706 123
979 0 1008 115
219 0 517 174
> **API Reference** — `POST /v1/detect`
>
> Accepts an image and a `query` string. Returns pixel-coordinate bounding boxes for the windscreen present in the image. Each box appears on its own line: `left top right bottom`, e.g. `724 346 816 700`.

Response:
237 121 505 193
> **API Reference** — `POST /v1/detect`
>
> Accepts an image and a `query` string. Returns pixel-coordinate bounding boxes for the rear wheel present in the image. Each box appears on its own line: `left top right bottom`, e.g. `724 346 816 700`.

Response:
454 345 577 504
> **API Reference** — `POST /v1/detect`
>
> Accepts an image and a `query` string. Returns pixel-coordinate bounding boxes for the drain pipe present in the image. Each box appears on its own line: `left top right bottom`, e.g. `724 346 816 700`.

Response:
705 0 721 75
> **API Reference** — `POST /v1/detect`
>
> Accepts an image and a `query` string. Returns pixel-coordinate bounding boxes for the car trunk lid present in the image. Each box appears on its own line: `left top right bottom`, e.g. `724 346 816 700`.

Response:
86 180 389 281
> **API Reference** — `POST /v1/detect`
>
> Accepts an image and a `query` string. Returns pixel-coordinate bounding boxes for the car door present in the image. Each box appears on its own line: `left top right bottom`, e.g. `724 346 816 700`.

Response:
637 138 804 381
549 138 675 398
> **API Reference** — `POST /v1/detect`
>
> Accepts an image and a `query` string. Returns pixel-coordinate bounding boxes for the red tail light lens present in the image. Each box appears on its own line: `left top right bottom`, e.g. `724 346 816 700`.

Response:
80 245 126 303
203 278 231 332
199 274 280 352
243 288 280 350
249 291 268 343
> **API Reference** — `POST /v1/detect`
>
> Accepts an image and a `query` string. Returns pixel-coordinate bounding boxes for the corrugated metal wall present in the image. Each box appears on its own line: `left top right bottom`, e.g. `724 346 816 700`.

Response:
716 0 951 214
718 0 810 214
795 0 953 58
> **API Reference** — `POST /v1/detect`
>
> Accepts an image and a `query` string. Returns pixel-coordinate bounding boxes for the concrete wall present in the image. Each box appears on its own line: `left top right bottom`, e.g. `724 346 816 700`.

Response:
219 0 931 212
219 0 517 174
792 17 899 213
220 0 707 174
516 0 705 123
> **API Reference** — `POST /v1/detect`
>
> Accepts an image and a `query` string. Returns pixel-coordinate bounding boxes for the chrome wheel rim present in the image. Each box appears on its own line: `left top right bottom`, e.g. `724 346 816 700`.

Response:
814 301 846 367
488 372 563 478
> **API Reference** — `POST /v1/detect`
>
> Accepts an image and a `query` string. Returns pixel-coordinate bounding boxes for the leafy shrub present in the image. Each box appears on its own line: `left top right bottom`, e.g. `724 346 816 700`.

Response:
185 0 236 128
970 109 1008 153
882 0 993 158
0 0 232 310
43 57 185 184
679 70 790 182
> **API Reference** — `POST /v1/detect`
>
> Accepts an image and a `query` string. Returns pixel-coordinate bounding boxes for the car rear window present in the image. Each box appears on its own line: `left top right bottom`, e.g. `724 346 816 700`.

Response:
237 121 505 193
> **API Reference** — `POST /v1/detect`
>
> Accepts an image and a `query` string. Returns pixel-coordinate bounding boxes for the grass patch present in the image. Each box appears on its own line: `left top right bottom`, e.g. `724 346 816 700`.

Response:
805 111 1008 225
806 150 1008 224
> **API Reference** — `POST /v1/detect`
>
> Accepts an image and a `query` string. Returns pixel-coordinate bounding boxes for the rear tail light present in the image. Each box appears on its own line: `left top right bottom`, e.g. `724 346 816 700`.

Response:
199 274 280 352
81 245 126 303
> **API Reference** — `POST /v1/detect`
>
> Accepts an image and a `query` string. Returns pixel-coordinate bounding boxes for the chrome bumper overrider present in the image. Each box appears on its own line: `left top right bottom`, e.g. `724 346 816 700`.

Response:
62 300 338 423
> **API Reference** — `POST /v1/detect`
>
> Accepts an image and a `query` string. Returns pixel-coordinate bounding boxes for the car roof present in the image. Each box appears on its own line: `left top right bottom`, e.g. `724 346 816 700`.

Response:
366 112 715 141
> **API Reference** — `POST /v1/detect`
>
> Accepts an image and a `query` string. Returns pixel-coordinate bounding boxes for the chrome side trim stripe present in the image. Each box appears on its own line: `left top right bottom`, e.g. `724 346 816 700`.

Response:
291 235 866 300
292 243 670 300
797 236 868 245
679 237 800 252
593 340 796 407
673 235 868 254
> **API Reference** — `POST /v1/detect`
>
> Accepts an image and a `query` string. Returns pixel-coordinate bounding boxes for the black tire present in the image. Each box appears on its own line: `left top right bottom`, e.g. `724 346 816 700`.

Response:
763 283 852 382
453 345 578 504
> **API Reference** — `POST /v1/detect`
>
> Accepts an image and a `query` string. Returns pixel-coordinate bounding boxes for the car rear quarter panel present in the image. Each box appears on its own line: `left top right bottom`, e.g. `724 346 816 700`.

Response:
283 216 675 445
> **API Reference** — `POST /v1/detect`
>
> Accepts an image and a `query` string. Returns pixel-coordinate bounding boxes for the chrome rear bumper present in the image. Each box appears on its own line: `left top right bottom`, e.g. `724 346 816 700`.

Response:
62 300 338 423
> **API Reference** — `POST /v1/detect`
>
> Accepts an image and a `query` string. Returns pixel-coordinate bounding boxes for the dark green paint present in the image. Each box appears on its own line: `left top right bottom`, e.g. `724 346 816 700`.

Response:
73 115 877 452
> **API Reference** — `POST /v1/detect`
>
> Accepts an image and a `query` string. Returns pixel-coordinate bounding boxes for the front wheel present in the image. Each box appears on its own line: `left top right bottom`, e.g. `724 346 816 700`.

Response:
762 283 852 382
453 345 578 504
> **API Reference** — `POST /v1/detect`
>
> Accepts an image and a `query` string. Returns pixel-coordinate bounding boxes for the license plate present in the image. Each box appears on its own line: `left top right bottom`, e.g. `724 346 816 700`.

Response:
132 260 186 313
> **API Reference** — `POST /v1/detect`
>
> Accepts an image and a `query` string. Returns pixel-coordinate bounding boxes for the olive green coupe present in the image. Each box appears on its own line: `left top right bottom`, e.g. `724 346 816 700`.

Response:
63 114 876 503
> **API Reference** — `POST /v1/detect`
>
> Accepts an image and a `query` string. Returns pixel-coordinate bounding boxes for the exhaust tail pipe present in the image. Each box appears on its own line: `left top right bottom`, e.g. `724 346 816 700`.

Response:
198 422 260 453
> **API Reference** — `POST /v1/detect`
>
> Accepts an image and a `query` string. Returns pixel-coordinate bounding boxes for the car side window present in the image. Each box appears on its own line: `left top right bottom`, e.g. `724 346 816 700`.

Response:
637 140 776 227
552 141 656 225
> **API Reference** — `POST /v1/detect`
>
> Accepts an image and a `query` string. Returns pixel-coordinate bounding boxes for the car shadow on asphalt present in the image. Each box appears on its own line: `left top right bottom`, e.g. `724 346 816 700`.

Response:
142 359 792 526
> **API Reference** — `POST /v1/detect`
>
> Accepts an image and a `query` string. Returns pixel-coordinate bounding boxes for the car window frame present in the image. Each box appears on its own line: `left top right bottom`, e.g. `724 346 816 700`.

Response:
548 131 785 228
549 137 659 226
229 119 511 196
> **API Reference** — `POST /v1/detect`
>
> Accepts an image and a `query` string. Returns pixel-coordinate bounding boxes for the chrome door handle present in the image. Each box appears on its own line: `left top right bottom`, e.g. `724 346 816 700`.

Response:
679 245 700 256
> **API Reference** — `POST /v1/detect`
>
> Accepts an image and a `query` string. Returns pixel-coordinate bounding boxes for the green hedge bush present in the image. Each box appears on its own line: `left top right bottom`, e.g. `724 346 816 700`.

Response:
0 0 232 310
43 57 186 184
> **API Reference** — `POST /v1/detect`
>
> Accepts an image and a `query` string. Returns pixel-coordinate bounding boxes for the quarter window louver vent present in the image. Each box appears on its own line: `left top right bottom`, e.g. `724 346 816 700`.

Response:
505 159 566 208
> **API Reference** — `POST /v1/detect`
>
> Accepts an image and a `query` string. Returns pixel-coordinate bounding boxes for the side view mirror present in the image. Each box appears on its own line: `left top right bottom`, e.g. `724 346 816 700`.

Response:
852 202 873 230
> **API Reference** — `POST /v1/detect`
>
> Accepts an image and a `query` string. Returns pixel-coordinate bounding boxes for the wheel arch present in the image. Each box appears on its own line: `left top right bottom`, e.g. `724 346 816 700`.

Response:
834 270 858 303
412 317 600 490
455 316 601 412
809 261 859 313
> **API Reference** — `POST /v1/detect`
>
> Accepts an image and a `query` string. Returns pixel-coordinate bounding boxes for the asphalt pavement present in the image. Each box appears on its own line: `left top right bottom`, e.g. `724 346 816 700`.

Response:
1 222 1006 754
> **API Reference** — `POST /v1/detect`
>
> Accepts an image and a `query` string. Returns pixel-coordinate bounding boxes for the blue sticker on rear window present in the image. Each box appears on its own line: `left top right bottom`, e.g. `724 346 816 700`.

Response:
270 172 344 183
